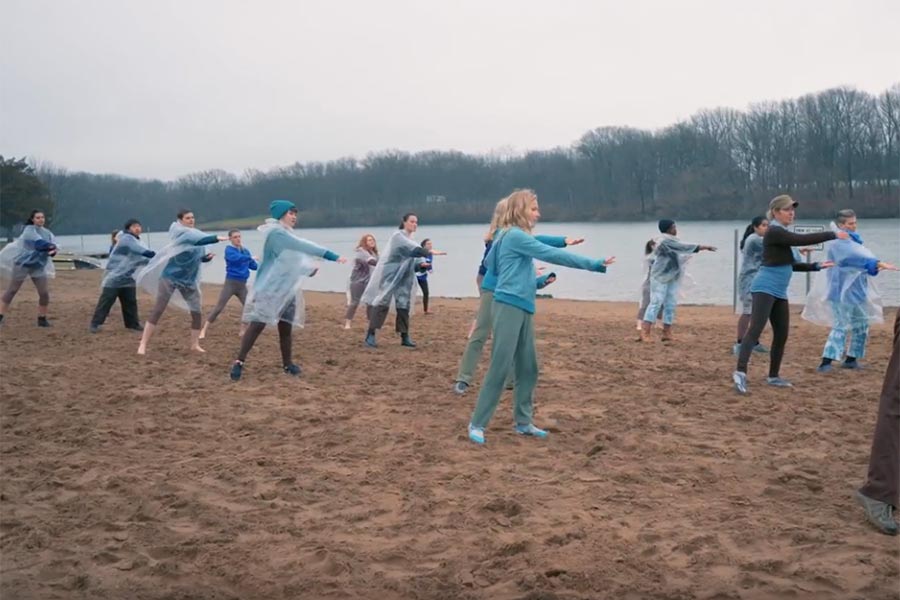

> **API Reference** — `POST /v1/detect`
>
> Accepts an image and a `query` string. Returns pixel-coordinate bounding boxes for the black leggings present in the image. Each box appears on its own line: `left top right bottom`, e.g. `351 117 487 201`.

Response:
417 278 430 312
237 321 293 366
737 292 790 377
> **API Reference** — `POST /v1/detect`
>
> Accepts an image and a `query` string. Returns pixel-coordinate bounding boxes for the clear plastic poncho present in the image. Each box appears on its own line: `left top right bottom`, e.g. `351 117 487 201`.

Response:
361 230 422 314
242 220 319 327
801 224 884 327
0 225 57 280
735 233 764 314
135 221 215 312
102 233 152 288
649 235 700 285
346 247 379 305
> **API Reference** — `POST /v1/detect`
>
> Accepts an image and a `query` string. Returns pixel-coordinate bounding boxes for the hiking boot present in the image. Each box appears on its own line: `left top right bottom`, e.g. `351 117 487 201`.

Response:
514 423 549 438
37 316 51 327
842 360 864 370
89 324 101 334
364 332 377 348
468 424 485 445
401 334 416 348
732 371 748 395
283 363 301 376
854 490 899 536
230 360 244 381
817 363 834 374
453 381 469 395
766 377 793 388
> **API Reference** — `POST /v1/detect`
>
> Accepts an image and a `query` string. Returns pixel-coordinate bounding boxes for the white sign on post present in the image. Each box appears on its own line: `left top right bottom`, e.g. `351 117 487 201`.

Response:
793 224 826 251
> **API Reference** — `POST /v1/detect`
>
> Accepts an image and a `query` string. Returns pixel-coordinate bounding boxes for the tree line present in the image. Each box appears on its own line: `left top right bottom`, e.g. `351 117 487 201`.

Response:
4 83 898 236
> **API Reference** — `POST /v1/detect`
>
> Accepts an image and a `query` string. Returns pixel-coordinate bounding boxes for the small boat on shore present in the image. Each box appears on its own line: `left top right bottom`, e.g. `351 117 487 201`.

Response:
52 253 104 270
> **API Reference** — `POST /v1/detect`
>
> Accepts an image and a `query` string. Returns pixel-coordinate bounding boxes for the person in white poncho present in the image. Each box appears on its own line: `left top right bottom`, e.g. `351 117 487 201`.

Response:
0 209 58 327
89 219 156 333
361 213 445 349
229 200 346 381
803 209 898 372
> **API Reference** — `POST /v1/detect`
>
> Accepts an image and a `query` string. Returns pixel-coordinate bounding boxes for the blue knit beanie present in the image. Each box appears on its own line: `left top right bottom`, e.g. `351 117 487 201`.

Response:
270 200 296 220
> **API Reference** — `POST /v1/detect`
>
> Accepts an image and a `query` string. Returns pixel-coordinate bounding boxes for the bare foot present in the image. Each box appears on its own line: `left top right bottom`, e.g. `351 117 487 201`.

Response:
343 322 351 330
137 345 147 355
191 345 206 353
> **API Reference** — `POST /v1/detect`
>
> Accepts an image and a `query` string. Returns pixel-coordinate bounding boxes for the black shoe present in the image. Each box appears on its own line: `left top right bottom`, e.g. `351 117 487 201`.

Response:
126 323 144 332
37 317 50 327
401 334 416 348
854 490 899 535
283 363 301 376
230 360 244 381
364 333 377 348
0 314 4 325
89 324 101 334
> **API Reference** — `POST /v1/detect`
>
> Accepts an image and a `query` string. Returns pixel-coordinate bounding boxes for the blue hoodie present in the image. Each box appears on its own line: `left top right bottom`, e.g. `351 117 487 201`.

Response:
487 228 606 314
224 245 258 282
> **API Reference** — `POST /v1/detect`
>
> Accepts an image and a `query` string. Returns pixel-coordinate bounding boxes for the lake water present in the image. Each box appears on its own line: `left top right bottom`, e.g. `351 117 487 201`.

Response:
56 219 900 307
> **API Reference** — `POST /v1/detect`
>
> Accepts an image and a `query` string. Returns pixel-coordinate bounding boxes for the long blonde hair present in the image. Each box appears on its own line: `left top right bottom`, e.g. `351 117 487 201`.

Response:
485 199 508 241
497 189 538 233
357 233 378 256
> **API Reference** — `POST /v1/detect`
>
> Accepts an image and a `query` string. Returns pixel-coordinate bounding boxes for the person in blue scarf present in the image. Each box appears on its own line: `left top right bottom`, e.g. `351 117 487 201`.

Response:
803 209 897 372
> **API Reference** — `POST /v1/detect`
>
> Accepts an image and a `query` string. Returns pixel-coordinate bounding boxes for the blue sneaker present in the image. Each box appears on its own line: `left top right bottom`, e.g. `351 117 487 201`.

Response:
732 343 741 356
453 381 469 395
364 333 377 348
766 377 793 388
514 423 548 438
468 424 485 444
230 360 244 381
817 363 833 373
753 343 770 354
283 363 301 376
732 371 748 394
841 360 863 370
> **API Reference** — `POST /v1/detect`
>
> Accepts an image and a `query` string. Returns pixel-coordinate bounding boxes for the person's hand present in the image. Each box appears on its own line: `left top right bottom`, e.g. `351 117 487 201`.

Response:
217 235 229 242
878 261 899 271
336 257 348 264
602 256 617 266
819 260 835 269
309 268 319 277
205 253 215 260
545 274 557 285
565 237 584 246
798 247 813 255
48 249 57 257
835 230 850 240
702 245 718 252
432 250 448 256
535 266 546 274
252 255 260 262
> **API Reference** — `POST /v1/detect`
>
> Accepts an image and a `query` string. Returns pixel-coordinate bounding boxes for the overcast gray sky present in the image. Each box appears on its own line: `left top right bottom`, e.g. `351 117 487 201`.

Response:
2 0 898 180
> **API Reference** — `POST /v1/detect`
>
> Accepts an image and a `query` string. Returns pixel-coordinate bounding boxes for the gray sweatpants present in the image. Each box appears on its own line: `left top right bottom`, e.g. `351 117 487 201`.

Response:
206 278 248 324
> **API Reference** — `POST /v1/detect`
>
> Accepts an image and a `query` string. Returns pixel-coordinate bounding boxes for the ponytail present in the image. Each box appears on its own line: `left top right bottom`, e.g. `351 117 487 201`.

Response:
740 216 766 250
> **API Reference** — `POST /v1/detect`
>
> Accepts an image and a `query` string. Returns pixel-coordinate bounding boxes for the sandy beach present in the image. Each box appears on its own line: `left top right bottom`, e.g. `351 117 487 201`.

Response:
1 270 897 600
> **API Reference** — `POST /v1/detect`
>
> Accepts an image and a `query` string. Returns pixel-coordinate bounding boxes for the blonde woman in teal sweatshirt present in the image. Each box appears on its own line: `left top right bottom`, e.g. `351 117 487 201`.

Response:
467 190 615 445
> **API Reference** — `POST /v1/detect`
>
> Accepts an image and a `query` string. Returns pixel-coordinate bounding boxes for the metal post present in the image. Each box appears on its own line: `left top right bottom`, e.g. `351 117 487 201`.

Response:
733 228 739 314
805 250 813 296
80 234 85 253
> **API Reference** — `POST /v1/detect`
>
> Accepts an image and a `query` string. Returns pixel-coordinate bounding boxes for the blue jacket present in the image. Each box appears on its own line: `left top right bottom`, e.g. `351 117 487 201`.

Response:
488 228 606 314
224 245 258 282
481 234 567 292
